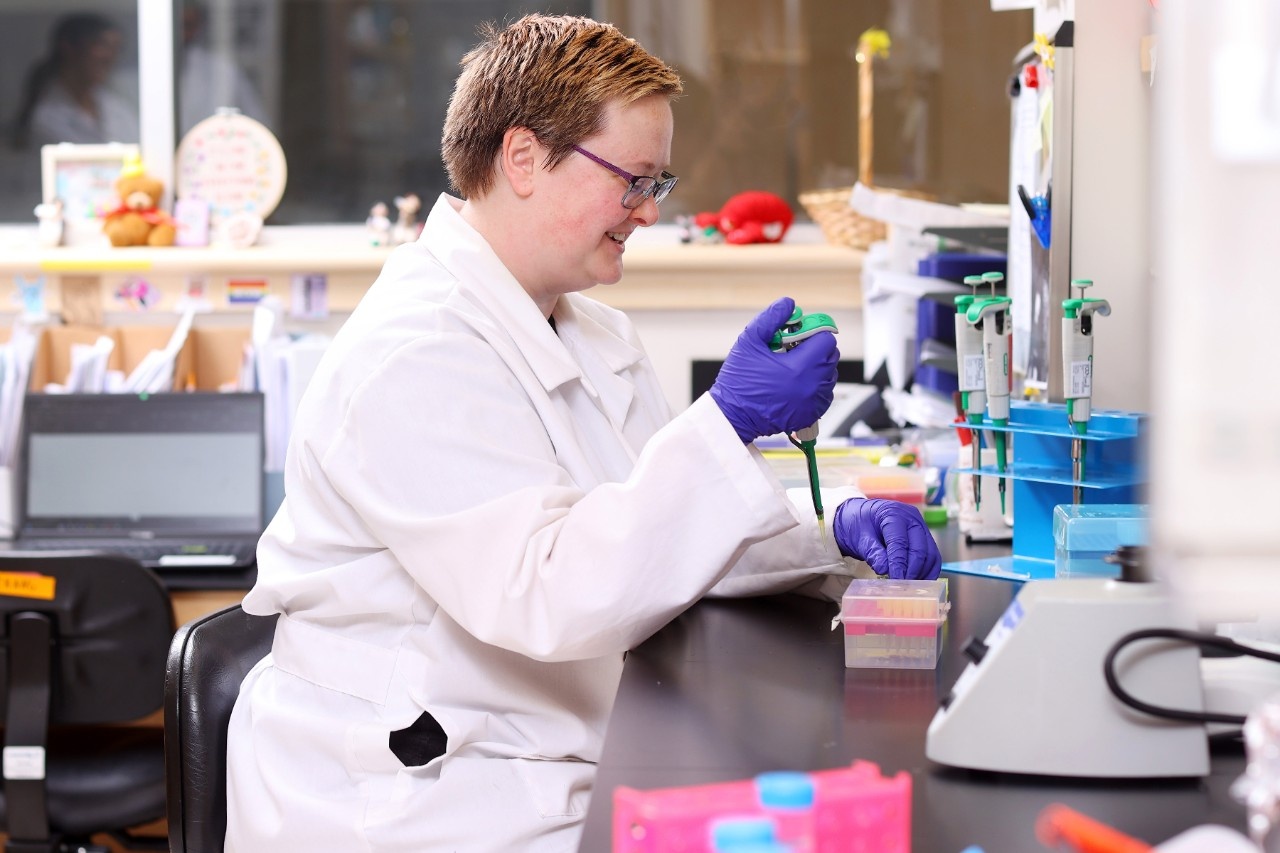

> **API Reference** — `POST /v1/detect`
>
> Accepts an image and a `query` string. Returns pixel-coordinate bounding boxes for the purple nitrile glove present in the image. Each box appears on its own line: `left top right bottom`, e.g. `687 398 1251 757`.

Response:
708 297 839 443
833 498 942 580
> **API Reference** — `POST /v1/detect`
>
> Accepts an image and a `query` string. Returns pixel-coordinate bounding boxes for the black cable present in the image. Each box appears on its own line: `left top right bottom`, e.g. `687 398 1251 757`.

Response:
1103 628 1280 726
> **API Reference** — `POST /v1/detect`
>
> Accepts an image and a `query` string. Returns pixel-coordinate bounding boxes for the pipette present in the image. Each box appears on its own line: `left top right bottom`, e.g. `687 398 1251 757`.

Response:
966 281 1012 515
770 307 840 544
1062 278 1111 504
954 276 987 509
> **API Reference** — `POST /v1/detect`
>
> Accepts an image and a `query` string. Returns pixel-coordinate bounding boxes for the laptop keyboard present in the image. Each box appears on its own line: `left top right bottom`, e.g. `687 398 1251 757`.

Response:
19 539 256 568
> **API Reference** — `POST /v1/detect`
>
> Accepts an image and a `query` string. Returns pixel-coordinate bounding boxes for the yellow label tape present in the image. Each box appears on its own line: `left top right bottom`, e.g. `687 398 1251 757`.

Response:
41 258 152 273
0 572 56 601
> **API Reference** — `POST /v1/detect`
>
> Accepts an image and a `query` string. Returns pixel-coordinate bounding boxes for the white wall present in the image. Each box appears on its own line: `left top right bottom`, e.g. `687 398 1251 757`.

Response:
628 306 863 410
1151 0 1280 622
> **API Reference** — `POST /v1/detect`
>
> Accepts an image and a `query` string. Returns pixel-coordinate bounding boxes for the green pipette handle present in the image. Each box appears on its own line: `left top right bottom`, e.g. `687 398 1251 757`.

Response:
771 306 838 540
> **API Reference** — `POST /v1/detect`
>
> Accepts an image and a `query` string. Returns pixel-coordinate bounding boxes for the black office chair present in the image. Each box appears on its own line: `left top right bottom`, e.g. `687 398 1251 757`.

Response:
164 603 277 853
0 552 173 853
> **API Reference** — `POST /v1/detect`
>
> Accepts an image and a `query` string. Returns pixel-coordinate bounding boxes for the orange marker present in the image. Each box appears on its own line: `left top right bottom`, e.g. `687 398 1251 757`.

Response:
1035 804 1152 853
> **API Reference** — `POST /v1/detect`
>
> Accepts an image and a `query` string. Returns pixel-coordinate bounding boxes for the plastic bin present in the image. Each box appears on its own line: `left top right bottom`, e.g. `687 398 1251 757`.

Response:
612 760 911 852
841 578 950 669
1053 504 1149 578
852 467 927 507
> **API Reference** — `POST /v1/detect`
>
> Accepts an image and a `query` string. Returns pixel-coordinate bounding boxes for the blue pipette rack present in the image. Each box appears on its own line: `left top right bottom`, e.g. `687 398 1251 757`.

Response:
944 401 1146 581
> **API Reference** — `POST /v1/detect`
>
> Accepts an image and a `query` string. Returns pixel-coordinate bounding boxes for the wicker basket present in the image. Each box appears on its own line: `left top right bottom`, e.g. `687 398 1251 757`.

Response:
799 185 937 250
799 187 886 250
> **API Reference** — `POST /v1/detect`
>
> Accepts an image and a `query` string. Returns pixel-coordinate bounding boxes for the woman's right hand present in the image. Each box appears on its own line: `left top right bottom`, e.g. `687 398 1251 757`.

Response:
708 297 839 443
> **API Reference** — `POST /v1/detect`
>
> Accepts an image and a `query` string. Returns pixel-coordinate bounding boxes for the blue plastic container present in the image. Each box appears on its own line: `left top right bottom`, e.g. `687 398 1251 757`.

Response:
1053 504 1149 578
916 253 1008 283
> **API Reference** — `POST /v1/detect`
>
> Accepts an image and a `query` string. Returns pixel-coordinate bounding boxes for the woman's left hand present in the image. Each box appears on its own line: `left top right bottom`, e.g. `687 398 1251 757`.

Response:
832 498 942 580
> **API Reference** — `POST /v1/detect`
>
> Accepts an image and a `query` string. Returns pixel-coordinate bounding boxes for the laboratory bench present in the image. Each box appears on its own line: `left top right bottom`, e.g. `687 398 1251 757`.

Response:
579 527 1250 852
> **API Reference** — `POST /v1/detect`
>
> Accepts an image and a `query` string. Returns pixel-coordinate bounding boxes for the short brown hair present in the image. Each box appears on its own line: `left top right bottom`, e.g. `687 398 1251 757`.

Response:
442 14 682 200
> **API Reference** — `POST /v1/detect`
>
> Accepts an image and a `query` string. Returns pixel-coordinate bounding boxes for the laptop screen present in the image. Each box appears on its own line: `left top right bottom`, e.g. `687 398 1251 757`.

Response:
19 392 265 536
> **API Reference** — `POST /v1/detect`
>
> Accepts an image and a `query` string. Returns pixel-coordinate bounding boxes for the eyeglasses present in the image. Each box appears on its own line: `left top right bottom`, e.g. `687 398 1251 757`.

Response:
572 145 678 209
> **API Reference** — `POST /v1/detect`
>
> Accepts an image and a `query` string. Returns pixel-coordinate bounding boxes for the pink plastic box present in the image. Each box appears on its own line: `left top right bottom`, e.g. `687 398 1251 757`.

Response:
841 578 950 669
612 760 911 852
852 468 926 508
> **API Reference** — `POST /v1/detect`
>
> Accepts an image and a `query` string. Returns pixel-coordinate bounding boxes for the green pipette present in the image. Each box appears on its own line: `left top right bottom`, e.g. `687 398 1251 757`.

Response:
966 287 1013 514
1062 278 1111 503
770 307 840 543
955 275 986 509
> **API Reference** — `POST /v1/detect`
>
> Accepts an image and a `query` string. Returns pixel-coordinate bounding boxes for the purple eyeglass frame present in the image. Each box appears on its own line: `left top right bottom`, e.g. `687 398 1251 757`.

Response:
572 145 678 209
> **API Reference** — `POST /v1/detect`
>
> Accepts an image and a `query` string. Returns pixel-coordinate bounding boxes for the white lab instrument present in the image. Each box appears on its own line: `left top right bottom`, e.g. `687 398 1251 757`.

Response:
926 575 1210 778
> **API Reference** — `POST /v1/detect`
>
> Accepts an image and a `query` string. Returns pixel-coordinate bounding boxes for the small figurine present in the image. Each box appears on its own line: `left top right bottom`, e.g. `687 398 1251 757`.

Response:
34 200 64 248
392 193 422 245
676 214 694 244
366 201 392 247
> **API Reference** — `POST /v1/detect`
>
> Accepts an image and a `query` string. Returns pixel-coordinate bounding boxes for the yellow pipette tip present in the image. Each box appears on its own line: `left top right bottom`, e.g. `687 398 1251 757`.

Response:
818 514 828 546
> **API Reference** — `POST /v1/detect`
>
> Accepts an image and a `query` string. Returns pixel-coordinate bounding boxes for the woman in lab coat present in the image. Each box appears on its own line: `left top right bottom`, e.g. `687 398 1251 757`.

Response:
225 14 940 852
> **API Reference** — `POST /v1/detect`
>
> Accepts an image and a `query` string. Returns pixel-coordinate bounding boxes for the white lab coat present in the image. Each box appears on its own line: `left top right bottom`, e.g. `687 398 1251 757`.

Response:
225 194 863 852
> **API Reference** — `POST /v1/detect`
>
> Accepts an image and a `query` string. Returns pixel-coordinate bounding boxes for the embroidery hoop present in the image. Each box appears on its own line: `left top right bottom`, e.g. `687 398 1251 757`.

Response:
175 109 287 230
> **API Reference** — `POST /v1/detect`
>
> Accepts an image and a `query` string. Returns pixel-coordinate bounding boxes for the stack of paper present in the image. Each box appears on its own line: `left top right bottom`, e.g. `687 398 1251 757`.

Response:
122 307 196 393
62 335 116 393
0 322 38 467
241 297 330 471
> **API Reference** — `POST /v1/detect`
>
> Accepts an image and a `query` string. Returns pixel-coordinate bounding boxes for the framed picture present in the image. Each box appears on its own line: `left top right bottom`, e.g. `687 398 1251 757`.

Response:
41 142 140 246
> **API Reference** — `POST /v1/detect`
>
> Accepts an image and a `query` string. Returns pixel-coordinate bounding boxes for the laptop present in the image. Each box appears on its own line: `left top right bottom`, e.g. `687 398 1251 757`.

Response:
13 392 266 570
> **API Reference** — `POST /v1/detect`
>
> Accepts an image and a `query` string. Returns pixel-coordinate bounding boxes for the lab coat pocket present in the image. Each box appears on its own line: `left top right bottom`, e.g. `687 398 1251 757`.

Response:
512 756 593 819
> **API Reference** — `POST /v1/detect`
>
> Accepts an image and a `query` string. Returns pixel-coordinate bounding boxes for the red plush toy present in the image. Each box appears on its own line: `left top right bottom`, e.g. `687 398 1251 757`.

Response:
694 191 794 245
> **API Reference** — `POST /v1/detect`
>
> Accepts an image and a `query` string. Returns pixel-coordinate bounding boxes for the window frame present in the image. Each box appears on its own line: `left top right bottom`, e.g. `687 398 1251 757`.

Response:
138 1 176 211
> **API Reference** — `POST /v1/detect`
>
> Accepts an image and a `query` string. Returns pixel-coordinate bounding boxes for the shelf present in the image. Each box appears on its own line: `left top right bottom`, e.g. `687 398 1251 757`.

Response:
952 462 1143 489
953 419 1139 442
0 226 865 312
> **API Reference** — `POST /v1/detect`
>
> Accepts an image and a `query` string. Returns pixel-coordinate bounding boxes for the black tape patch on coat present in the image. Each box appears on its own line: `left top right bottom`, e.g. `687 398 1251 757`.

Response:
388 710 448 767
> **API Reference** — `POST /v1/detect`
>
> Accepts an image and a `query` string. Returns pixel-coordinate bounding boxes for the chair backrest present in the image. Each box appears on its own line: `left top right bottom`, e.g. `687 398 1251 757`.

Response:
0 551 173 848
164 603 277 853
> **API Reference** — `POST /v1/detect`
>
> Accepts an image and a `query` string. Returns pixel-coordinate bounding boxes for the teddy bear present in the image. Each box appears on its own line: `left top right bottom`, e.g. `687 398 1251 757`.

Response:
102 161 177 247
694 191 794 245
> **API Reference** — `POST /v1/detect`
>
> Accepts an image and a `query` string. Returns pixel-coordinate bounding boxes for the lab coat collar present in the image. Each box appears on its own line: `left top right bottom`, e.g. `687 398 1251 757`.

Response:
554 297 644 427
558 295 645 376
420 194 580 393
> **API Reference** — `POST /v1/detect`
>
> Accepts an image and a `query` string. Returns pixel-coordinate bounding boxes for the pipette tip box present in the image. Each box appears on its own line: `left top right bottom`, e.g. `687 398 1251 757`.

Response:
1052 503 1148 578
841 578 950 669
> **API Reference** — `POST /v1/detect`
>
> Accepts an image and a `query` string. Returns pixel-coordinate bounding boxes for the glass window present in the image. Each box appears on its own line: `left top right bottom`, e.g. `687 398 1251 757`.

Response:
1 1 1031 226
607 0 1034 216
251 0 594 223
0 2 141 222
